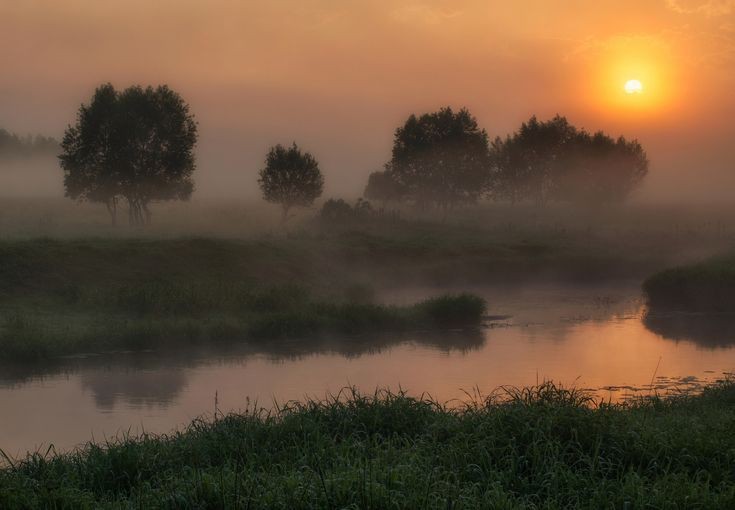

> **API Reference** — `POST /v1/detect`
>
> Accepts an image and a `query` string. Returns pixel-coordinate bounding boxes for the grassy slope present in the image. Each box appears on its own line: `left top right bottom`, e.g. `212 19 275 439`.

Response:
2 381 735 508
644 255 735 311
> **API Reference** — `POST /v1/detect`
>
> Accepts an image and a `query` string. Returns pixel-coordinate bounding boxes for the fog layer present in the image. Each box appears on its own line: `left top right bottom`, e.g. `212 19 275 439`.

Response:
1 0 734 201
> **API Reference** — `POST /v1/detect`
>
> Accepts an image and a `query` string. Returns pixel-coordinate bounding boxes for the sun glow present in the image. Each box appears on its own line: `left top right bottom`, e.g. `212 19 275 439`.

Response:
582 40 679 117
624 79 643 94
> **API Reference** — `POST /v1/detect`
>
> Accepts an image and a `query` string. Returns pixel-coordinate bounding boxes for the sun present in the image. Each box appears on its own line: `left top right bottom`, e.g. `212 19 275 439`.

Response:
624 79 643 94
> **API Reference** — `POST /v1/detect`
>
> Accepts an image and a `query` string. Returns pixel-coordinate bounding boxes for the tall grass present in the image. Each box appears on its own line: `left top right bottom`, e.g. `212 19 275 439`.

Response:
2 381 735 508
0 288 487 362
644 254 735 311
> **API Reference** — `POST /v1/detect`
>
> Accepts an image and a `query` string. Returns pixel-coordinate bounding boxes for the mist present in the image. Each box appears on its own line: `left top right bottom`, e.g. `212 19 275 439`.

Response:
2 0 734 203
3 2 735 506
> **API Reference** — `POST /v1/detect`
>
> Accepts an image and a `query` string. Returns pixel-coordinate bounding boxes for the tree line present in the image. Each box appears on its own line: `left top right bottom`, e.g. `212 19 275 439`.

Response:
366 109 649 210
0 129 58 161
59 84 649 225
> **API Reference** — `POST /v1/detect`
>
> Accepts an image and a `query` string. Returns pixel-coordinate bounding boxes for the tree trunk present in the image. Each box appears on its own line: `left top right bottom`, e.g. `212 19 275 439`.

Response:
127 197 145 227
106 197 117 226
142 201 152 225
128 198 134 226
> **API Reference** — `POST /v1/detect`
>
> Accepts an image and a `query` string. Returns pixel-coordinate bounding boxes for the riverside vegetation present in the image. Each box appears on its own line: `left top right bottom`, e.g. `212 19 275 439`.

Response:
2 381 735 508
0 237 487 361
2 202 735 508
644 254 735 312
1 199 734 362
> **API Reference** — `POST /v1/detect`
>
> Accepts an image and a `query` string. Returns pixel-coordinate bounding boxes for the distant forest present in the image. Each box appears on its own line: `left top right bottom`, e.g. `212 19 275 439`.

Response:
0 128 59 160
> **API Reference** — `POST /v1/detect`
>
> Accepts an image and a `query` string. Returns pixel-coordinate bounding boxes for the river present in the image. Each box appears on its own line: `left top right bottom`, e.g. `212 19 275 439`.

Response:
1 282 734 459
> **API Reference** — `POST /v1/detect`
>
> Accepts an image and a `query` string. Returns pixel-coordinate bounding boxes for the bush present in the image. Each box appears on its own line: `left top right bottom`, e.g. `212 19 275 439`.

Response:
415 293 486 327
320 198 374 223
643 255 735 311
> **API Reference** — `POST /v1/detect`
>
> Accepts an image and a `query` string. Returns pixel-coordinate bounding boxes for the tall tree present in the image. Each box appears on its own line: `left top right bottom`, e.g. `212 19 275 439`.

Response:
258 143 324 221
387 107 491 210
59 83 197 225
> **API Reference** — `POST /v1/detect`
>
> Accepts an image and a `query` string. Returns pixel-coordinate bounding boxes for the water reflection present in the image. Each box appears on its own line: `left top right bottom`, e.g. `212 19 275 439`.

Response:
643 311 735 349
0 329 488 392
80 367 188 410
2 284 735 456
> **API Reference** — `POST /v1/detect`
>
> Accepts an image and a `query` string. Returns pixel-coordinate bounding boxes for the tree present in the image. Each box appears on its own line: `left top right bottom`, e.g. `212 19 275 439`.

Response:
555 131 649 205
320 198 354 222
490 115 577 206
387 107 491 210
363 169 405 208
258 143 324 221
491 115 649 206
59 83 197 226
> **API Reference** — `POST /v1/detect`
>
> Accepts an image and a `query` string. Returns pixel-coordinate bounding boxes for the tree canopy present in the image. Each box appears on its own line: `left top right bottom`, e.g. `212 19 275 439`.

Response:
258 143 324 220
492 115 648 205
386 107 491 209
59 83 198 225
363 170 405 207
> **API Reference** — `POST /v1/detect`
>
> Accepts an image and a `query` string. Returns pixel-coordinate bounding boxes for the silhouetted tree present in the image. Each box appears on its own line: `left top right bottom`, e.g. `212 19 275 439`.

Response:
258 143 324 221
59 83 197 226
363 169 405 207
492 115 648 205
387 107 491 211
491 115 576 206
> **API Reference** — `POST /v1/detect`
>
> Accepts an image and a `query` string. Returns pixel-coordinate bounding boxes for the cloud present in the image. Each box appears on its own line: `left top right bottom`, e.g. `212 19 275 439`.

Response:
565 33 672 63
666 0 735 16
390 2 463 25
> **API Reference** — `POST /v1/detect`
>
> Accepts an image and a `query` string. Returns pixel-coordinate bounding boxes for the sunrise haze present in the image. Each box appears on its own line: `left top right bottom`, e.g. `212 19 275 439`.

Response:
1 0 733 201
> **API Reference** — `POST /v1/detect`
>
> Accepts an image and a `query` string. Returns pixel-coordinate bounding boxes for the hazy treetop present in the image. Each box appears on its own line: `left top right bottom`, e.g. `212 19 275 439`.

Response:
0 129 58 161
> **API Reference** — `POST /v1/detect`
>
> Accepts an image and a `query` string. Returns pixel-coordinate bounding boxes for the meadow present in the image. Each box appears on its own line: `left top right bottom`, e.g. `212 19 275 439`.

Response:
1 198 735 361
0 251 486 361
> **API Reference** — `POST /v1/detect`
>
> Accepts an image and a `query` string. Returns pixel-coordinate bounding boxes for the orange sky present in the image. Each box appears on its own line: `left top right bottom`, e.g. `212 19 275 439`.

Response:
1 0 734 200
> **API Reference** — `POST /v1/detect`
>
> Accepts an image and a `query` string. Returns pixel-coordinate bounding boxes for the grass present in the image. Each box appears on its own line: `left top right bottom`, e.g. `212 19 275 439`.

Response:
0 286 487 362
0 228 651 363
2 381 735 508
0 235 502 362
644 254 735 311
0 224 681 363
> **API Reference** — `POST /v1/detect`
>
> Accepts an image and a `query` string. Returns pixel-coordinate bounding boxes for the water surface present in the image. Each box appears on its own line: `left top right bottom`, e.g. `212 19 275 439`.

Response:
2 283 734 458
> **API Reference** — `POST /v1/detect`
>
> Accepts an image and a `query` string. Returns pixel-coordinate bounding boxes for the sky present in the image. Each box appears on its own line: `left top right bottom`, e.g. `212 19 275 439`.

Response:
1 0 734 201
